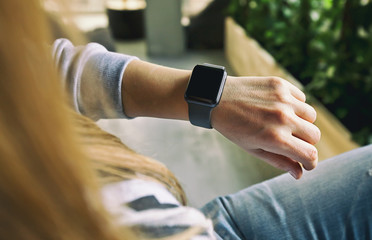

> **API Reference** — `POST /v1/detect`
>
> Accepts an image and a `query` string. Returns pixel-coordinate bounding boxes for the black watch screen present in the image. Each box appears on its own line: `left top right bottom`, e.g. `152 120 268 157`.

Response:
185 64 227 106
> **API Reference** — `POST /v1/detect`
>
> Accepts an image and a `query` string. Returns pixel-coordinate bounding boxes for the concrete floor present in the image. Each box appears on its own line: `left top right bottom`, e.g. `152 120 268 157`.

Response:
97 40 284 208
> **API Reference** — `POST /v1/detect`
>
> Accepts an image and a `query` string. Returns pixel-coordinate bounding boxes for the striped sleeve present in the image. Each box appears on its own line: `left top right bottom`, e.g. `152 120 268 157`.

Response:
52 38 138 120
101 179 216 239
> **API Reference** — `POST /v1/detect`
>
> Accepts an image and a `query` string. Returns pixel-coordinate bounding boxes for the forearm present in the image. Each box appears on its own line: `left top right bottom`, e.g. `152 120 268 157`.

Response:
122 59 191 120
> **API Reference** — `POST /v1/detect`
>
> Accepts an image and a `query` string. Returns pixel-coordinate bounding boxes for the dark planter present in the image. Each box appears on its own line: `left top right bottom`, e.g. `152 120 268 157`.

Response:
106 1 145 40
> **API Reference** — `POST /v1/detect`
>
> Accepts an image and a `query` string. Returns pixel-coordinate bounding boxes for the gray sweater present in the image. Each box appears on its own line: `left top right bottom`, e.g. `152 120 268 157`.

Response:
52 38 137 120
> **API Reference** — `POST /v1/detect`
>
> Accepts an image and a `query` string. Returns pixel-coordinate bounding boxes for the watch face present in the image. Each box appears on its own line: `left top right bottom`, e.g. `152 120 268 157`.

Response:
185 64 226 106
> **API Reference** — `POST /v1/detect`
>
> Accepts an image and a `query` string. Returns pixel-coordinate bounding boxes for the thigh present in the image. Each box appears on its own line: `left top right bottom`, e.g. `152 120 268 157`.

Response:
201 145 372 240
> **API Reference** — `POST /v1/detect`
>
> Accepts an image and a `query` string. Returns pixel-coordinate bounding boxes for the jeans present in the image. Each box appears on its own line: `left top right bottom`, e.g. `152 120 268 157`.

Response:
201 145 372 240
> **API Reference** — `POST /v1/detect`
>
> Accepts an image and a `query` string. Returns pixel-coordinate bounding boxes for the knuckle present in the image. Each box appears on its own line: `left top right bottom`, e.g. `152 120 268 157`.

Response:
305 147 318 170
264 128 286 144
308 105 317 122
274 91 290 103
276 110 289 124
268 78 292 104
299 91 307 102
310 125 321 144
270 105 291 124
307 125 321 145
268 77 285 90
311 106 317 118
314 126 321 143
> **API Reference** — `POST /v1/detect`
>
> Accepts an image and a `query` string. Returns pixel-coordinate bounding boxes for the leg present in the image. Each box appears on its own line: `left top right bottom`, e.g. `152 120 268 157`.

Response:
201 145 372 240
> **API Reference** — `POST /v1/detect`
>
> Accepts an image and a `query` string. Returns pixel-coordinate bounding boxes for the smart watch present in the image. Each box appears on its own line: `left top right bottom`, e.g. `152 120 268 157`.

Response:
184 63 227 129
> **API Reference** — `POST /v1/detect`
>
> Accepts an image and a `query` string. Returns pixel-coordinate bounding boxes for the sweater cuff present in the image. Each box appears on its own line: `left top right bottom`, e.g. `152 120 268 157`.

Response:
53 38 138 120
79 45 139 120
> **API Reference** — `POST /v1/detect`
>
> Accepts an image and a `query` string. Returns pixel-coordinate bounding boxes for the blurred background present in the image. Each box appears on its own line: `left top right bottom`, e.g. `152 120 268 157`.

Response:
46 0 371 207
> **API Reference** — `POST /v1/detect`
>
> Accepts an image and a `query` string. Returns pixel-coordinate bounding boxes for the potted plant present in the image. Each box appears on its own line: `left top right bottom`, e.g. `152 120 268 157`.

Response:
226 0 372 146
106 0 146 39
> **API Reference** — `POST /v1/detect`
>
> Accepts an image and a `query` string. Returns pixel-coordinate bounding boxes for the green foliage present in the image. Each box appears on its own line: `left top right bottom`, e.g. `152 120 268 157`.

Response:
228 0 372 145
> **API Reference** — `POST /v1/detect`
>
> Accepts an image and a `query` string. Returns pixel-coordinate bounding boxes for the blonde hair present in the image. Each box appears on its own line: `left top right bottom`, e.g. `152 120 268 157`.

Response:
0 0 186 239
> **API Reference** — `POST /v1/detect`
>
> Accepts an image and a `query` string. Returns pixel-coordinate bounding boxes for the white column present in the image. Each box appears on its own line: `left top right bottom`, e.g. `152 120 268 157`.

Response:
145 0 185 56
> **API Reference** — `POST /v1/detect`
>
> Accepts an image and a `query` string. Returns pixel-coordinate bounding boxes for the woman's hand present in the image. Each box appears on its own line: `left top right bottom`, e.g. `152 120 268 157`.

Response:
212 76 321 179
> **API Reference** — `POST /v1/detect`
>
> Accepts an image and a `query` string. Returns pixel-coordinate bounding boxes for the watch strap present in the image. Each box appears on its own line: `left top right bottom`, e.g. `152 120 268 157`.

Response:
188 102 213 129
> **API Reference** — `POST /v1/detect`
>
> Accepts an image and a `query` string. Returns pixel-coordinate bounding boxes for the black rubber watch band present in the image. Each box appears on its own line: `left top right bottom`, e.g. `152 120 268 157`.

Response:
184 63 227 129
188 102 213 129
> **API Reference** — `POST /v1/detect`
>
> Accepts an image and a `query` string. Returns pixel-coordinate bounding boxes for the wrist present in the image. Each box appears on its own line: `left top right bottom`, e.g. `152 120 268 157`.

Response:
210 75 232 129
184 64 227 128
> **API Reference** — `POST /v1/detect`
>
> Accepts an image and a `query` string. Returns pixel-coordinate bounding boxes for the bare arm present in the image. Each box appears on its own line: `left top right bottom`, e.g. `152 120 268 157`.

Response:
122 60 190 120
122 60 321 179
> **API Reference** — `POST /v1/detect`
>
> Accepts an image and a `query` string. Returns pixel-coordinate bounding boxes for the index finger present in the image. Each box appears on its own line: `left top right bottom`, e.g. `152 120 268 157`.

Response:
262 132 318 171
286 81 306 102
